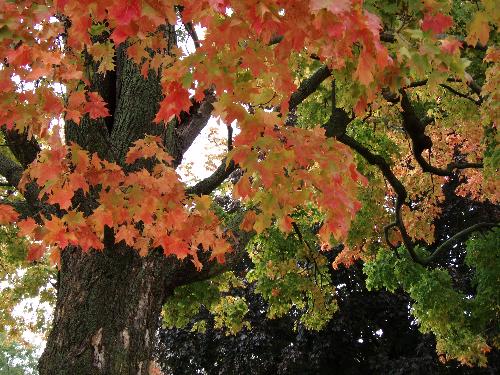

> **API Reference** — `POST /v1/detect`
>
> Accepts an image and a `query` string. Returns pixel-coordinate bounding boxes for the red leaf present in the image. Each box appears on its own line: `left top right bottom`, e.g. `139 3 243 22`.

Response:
27 244 45 262
108 0 141 25
18 218 37 236
422 12 453 35
0 204 18 224
154 82 191 123
110 25 135 45
440 38 462 54
84 92 110 119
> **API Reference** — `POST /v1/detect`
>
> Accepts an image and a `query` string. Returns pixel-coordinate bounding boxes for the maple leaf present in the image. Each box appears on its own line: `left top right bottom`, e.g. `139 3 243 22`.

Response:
88 42 115 73
6 44 31 66
47 185 74 210
110 24 136 45
115 225 139 247
108 0 141 26
42 89 64 115
18 218 38 236
422 12 453 35
240 211 257 232
154 82 192 123
466 12 490 46
0 204 18 224
89 206 114 233
49 247 61 268
67 15 91 49
125 136 173 164
354 51 374 86
84 92 110 119
27 244 45 262
310 0 351 14
440 38 462 54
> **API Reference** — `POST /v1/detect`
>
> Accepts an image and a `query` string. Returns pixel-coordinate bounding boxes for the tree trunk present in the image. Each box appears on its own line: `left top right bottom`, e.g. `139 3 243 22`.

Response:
38 239 180 374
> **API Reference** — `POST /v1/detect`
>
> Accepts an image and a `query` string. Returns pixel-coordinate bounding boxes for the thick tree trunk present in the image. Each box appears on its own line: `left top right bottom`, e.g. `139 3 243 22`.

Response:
38 240 180 374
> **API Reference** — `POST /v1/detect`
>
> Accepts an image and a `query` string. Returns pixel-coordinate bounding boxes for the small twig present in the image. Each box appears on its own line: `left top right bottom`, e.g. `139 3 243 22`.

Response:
227 125 233 151
439 83 481 105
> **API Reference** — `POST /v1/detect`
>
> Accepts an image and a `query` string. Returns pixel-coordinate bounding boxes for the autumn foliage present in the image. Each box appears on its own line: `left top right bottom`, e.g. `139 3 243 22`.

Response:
0 0 498 372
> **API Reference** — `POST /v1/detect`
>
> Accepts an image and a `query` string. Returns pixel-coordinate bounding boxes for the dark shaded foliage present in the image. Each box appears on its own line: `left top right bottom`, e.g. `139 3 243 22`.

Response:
156 179 499 375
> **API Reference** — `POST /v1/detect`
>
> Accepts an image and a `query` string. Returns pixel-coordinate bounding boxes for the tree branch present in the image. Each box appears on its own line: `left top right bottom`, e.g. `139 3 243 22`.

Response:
399 90 483 176
1 128 41 168
439 83 481 105
0 152 24 187
425 222 498 264
177 90 216 160
288 65 331 112
185 159 236 196
184 22 201 49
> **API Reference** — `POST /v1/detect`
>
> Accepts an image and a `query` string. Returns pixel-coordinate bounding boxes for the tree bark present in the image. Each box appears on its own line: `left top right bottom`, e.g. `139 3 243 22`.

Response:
38 241 181 374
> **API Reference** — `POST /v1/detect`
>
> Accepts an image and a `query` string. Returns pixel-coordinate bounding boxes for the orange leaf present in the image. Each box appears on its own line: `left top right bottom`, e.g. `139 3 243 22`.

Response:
84 92 110 119
240 211 257 232
18 218 37 236
0 204 18 224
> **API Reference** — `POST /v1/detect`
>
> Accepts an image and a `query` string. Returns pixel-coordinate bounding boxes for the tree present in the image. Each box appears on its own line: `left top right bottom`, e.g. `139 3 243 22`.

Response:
0 0 497 373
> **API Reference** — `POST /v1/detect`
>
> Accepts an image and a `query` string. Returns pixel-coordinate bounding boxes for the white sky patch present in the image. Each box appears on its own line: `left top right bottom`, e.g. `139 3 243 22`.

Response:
12 296 51 355
178 117 240 185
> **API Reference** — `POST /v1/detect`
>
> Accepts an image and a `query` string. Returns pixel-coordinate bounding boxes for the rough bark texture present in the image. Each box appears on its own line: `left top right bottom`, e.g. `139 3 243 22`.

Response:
38 243 179 375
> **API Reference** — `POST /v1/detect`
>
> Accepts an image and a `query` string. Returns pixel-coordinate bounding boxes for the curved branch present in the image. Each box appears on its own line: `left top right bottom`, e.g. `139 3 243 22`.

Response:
337 134 407 200
185 160 236 196
399 90 483 176
425 222 498 264
288 65 331 112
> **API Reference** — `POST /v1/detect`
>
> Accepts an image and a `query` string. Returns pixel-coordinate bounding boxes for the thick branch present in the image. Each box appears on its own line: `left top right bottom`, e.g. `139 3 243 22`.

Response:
0 152 43 217
288 65 331 111
1 128 41 168
337 134 407 199
400 90 483 176
329 105 492 265
176 91 216 160
0 152 24 187
185 160 236 196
